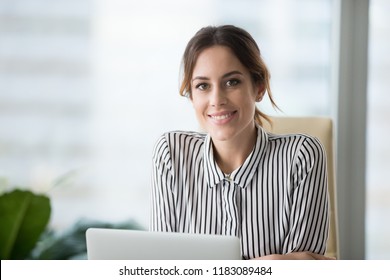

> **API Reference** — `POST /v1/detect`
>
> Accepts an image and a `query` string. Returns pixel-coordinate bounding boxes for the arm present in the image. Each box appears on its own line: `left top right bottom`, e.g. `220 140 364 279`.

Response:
150 135 176 232
287 137 329 253
259 137 330 260
253 252 335 260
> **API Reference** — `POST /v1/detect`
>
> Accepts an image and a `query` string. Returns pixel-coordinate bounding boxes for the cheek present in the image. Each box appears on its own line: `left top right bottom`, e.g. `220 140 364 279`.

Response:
191 96 207 113
241 97 257 117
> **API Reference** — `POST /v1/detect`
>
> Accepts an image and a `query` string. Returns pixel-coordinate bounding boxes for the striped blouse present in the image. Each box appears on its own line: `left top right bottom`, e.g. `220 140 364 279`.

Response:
150 125 329 259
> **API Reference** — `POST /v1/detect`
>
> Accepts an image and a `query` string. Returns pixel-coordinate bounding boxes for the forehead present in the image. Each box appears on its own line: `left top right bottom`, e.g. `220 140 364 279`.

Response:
192 45 247 77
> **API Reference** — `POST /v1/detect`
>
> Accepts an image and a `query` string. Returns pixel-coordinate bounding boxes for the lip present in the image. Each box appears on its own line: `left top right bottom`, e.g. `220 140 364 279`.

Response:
208 110 237 124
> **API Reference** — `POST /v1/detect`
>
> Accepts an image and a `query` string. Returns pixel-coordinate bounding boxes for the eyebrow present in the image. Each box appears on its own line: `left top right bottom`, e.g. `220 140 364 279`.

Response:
191 70 244 82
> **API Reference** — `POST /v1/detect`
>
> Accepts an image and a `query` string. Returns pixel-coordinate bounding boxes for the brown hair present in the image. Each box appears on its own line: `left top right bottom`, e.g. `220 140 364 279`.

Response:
179 25 279 126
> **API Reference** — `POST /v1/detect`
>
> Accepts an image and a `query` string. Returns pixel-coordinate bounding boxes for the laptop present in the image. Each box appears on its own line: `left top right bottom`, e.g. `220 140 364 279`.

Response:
86 228 242 260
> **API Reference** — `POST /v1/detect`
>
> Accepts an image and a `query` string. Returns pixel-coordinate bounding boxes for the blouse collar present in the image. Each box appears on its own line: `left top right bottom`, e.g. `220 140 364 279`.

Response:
203 124 269 188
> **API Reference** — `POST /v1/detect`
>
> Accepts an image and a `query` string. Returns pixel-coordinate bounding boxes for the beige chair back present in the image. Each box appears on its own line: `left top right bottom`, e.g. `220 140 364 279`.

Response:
263 116 339 258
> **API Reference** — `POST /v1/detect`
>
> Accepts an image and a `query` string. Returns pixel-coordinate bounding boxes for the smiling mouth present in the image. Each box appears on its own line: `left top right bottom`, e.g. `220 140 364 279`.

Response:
209 111 237 120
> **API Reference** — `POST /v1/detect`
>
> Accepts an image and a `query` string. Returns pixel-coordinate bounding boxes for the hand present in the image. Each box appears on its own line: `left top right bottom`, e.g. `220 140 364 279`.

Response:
252 251 336 260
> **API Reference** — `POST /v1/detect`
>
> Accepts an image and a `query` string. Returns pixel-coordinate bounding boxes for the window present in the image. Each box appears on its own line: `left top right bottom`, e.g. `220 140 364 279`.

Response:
366 0 390 260
0 0 334 237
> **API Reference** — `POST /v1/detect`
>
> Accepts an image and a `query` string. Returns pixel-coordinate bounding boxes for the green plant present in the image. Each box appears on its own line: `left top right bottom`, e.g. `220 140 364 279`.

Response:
0 186 144 260
0 189 51 259
30 219 143 260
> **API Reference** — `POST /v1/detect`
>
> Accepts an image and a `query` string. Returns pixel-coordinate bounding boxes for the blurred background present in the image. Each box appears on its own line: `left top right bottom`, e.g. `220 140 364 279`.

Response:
0 0 388 259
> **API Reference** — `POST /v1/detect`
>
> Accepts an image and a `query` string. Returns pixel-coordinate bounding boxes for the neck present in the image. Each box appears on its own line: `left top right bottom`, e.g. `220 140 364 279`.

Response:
212 125 257 174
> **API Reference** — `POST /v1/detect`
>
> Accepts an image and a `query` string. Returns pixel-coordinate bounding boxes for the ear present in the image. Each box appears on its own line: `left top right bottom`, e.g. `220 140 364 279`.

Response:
255 83 265 102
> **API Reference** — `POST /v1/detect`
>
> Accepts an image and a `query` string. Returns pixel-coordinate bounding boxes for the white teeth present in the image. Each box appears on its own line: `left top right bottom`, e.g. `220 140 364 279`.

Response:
210 113 232 120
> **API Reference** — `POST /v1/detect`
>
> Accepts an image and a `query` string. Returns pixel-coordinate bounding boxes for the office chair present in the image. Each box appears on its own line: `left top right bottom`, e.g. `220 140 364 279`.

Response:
263 116 339 259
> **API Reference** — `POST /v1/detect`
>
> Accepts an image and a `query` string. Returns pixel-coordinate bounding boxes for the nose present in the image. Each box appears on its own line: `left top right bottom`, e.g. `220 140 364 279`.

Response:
210 86 227 107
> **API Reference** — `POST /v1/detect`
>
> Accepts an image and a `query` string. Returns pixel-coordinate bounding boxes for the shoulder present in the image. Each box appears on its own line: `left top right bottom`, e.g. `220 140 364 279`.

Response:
152 130 207 159
267 131 323 148
155 130 206 148
266 131 325 159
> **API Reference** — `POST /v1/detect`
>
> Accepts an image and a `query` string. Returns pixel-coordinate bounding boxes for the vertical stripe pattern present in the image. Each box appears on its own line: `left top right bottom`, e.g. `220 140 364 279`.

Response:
150 125 329 259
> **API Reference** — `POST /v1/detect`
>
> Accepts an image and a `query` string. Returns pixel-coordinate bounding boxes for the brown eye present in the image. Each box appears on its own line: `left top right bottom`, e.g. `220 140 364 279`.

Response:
226 79 240 87
195 83 209 91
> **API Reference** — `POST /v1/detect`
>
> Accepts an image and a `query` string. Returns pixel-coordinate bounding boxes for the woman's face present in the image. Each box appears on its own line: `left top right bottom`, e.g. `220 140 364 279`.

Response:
190 45 262 144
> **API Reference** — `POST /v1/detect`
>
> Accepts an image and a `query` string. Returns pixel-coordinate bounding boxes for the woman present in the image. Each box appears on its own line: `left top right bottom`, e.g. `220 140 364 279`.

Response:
150 25 331 260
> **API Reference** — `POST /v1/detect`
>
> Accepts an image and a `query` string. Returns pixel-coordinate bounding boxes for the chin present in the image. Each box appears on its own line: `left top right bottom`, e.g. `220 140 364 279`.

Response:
200 121 239 141
208 129 235 142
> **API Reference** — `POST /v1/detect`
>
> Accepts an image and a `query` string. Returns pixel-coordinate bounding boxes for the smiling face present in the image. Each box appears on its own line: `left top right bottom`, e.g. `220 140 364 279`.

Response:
190 45 263 144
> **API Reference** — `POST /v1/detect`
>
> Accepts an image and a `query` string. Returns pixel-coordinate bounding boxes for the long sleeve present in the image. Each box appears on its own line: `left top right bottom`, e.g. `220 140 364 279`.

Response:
150 134 176 232
283 136 329 254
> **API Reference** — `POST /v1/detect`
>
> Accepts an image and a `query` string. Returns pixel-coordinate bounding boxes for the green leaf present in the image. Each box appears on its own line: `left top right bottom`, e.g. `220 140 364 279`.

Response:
32 219 143 260
0 189 51 259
